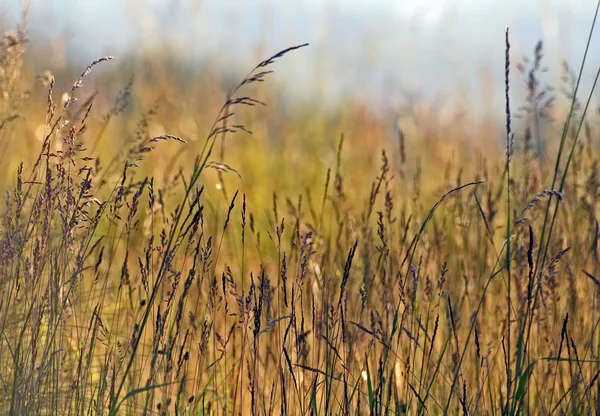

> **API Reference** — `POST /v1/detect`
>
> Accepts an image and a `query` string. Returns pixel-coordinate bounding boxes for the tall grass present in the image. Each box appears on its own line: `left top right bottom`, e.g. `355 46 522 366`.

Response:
1 3 600 414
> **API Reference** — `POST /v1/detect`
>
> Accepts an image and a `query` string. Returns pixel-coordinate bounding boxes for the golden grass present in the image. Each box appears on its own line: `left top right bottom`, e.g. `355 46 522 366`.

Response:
1 7 600 415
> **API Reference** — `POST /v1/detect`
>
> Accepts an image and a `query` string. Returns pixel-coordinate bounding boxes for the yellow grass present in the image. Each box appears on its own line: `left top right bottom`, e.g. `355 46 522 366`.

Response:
1 8 600 415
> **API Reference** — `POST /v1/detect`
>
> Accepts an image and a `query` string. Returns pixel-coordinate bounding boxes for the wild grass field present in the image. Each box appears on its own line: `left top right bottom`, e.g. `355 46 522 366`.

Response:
1 3 600 415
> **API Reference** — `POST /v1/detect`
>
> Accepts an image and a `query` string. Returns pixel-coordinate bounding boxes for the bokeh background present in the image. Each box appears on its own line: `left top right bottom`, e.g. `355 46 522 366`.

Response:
2 0 600 226
3 0 600 118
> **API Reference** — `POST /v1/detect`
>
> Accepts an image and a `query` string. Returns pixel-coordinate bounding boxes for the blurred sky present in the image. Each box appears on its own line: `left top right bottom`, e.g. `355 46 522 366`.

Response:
2 0 600 115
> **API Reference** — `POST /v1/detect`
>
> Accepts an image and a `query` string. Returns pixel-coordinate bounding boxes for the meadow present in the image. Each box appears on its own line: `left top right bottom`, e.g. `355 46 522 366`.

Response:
1 4 600 415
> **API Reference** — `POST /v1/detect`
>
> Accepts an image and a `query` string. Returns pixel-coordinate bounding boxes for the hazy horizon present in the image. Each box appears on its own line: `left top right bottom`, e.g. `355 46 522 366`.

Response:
2 0 600 116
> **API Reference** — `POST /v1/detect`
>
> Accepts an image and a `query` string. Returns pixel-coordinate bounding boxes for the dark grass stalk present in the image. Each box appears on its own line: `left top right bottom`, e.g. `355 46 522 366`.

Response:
239 193 247 414
214 189 238 413
594 220 600 414
549 314 569 408
446 296 462 410
503 27 514 416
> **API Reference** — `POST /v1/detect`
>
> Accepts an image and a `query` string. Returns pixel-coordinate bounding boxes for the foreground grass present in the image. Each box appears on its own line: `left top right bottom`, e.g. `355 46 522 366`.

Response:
1 5 600 415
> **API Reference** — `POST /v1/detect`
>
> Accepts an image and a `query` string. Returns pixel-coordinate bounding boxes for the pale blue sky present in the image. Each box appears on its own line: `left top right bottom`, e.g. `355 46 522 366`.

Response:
2 0 599 114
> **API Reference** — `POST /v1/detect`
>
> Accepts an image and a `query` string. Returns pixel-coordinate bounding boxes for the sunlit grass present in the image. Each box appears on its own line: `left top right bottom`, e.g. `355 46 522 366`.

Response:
1 4 600 414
